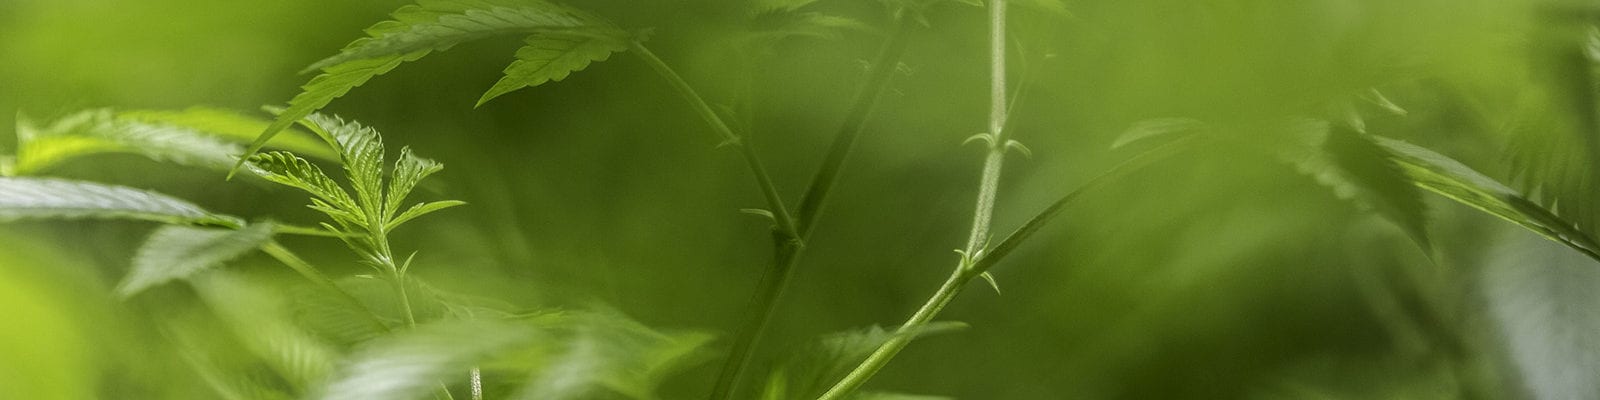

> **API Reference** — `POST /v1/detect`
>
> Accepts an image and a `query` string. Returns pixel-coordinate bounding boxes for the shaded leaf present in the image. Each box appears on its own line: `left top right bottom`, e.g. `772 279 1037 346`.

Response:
238 0 621 170
1375 137 1600 261
0 177 239 226
117 222 276 298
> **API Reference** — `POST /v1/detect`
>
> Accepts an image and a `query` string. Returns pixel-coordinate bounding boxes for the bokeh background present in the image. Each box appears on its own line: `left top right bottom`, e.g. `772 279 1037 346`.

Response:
2 0 1596 398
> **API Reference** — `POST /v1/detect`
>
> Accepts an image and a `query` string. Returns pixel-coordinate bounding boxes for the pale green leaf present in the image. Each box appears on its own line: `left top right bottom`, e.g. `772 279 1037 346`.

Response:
14 109 240 174
117 223 276 298
477 32 629 106
0 177 240 226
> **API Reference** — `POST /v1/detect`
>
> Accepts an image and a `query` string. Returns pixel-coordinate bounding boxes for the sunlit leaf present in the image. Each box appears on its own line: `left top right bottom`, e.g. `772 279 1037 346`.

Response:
0 177 240 226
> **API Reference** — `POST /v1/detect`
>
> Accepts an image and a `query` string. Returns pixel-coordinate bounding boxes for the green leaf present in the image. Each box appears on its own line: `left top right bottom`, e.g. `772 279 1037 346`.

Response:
387 200 466 230
1375 137 1600 261
0 177 240 226
478 32 630 107
118 107 339 160
14 109 239 174
852 393 953 400
1288 124 1432 250
11 109 338 176
314 319 540 400
302 113 385 219
117 222 276 298
385 147 445 219
236 0 622 172
247 151 360 218
762 322 966 400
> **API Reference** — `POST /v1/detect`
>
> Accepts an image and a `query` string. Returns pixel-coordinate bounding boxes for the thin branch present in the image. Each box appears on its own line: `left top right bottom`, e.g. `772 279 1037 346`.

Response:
817 135 1195 400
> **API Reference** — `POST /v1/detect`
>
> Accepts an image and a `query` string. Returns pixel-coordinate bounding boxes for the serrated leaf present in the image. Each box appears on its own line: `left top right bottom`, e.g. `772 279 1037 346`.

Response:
1375 137 1600 262
117 223 276 298
1316 126 1432 250
302 114 385 219
0 177 240 226
236 54 428 176
238 0 621 170
314 319 539 400
303 0 616 73
386 147 445 219
247 152 360 217
387 200 466 230
478 32 629 106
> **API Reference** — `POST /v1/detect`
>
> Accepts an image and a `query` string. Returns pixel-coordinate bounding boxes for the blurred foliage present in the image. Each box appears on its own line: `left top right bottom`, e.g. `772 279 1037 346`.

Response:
3 0 1600 398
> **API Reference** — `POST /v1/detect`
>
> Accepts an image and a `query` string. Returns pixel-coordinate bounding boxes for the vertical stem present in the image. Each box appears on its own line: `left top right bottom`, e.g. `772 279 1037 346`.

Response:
819 2 1011 398
795 17 918 236
708 243 803 399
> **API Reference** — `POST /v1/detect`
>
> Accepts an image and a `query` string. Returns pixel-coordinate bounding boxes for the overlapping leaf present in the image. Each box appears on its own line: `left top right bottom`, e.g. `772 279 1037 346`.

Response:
117 222 276 298
0 177 239 226
8 109 334 176
238 0 627 172
314 319 540 400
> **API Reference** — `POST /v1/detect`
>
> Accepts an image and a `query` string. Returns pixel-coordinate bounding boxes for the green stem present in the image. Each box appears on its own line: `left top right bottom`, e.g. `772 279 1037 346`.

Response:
824 3 1011 398
631 41 800 240
818 265 971 400
697 21 919 399
816 136 1195 399
794 17 917 236
708 243 803 399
